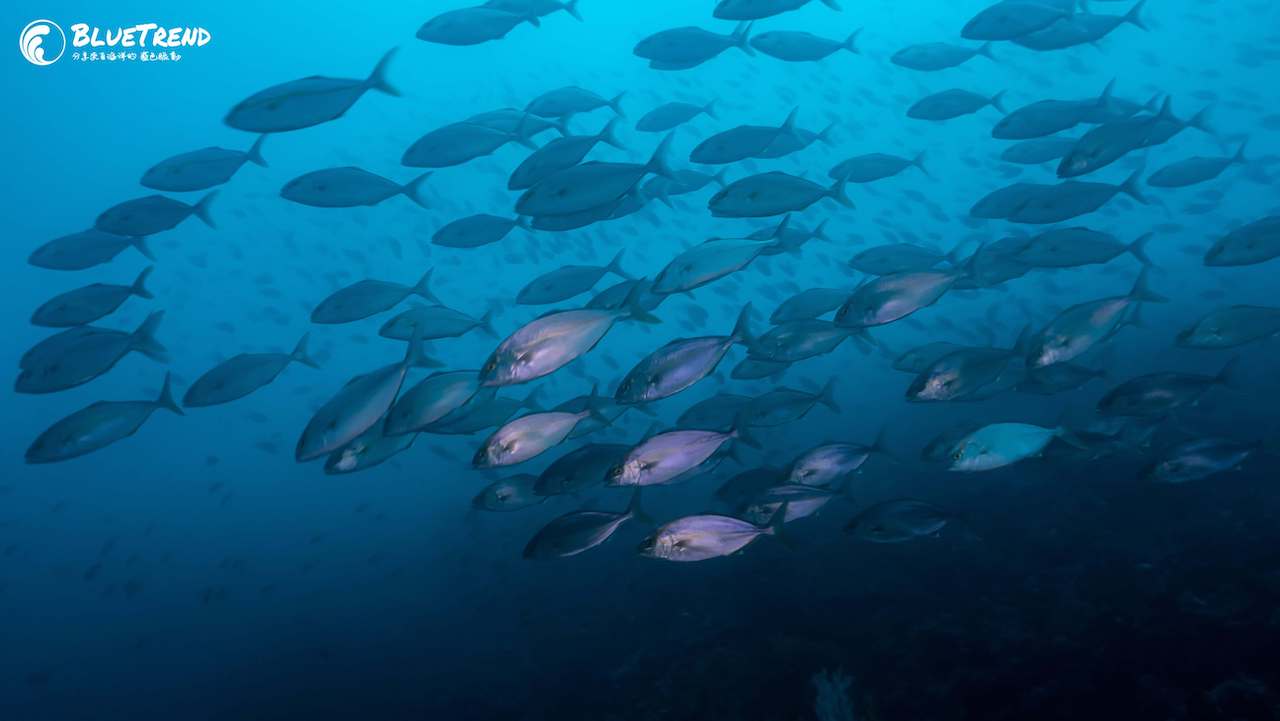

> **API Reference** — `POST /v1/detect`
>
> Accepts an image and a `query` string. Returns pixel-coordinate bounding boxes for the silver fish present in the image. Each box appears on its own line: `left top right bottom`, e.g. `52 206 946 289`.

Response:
184 334 319 407
224 49 398 132
31 266 154 328
524 489 649 559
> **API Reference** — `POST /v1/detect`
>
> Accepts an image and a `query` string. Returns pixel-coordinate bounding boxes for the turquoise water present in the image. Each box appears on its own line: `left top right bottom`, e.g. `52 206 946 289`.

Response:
3 1 1279 719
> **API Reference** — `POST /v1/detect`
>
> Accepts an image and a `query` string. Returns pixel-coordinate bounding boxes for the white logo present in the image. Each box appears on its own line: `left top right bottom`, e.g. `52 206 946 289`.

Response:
20 19 65 66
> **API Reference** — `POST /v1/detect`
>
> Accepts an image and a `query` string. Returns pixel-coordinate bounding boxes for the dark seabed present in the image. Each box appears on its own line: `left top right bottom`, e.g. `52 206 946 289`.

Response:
3 0 1280 719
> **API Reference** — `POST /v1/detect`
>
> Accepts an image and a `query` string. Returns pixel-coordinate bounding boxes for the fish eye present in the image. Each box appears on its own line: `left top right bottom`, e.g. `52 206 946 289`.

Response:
951 450 962 460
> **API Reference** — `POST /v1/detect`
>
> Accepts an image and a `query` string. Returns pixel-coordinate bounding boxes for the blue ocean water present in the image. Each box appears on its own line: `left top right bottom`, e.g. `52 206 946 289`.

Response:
3 1 1279 719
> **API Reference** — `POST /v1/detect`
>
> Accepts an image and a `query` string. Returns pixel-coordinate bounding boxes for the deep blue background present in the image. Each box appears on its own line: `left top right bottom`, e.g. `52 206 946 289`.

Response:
3 1 1279 719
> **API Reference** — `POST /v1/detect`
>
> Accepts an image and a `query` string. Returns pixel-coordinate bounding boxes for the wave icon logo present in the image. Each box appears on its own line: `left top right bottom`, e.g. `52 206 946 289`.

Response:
19 19 65 66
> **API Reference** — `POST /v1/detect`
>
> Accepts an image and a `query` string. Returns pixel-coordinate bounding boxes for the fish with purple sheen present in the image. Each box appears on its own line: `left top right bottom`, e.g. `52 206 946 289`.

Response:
295 332 425 462
1026 269 1166 368
311 269 440 324
638 509 783 562
25 373 183 464
833 270 961 328
607 423 758 487
1176 305 1280 349
479 283 658 387
846 499 949 543
384 370 483 436
16 311 168 395
787 429 889 485
741 484 843 525
524 489 651 559
535 443 632 496
748 319 857 362
472 474 546 512
1141 438 1263 484
473 407 601 468
1097 357 1242 418
615 303 753 404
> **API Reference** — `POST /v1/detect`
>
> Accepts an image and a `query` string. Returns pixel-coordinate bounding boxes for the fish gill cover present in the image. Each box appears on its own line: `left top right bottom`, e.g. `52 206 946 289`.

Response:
4 0 1280 719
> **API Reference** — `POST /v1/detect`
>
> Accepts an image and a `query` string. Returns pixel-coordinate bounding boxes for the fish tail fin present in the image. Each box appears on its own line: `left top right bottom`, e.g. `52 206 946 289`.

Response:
733 22 755 56
193 190 218 229
131 235 156 261
290 333 321 369
403 171 433 209
1125 0 1148 30
521 387 545 412
598 117 626 150
155 373 184 416
989 90 1009 115
644 133 677 180
817 121 838 147
626 488 654 525
608 91 627 118
1096 78 1116 108
703 99 719 120
811 218 832 243
1215 356 1244 390
712 168 730 188
1120 169 1148 204
1155 96 1174 124
869 424 903 464
843 28 862 55
413 268 441 304
246 134 269 167
765 502 796 549
820 0 842 9
817 378 841 412
131 311 169 362
1128 268 1168 304
1188 104 1216 137
1123 302 1146 330
130 265 155 299
1232 138 1248 165
562 0 582 21
827 175 855 209
912 150 930 177
780 106 800 137
606 248 634 280
366 48 400 97
403 323 434 370
1141 93 1162 114
618 278 660 324
977 41 996 61
478 307 500 339
730 412 762 449
1127 232 1154 267
730 302 754 346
